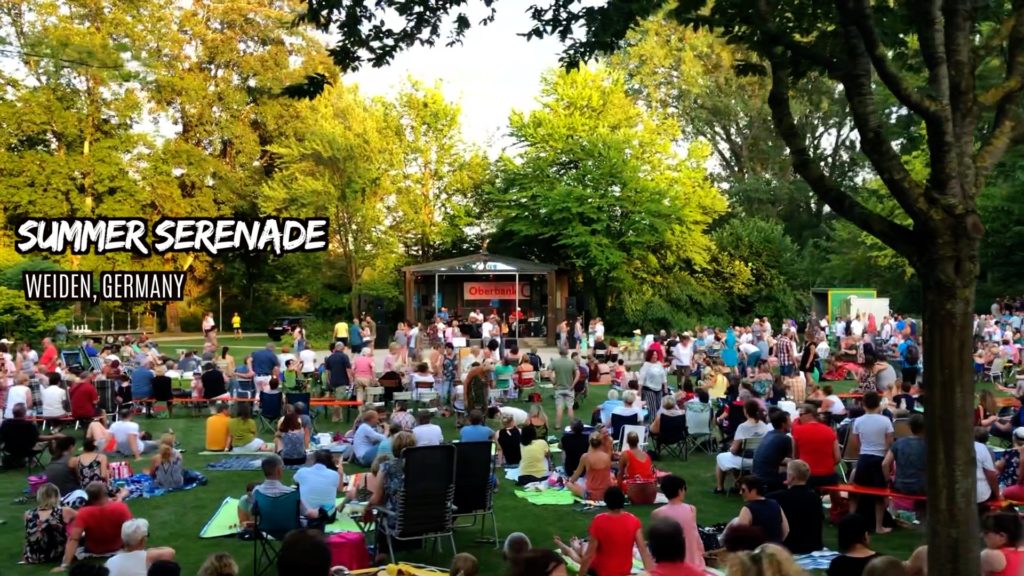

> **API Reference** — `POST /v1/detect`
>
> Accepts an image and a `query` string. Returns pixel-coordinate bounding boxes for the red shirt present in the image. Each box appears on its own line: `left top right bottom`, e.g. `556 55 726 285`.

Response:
39 344 58 373
70 381 99 419
588 511 642 576
792 421 838 477
74 501 132 554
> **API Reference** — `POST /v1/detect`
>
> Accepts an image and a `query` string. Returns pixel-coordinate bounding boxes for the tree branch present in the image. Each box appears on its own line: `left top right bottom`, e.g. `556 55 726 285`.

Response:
833 0 931 223
848 0 941 120
977 0 1024 108
976 113 1024 188
766 53 917 259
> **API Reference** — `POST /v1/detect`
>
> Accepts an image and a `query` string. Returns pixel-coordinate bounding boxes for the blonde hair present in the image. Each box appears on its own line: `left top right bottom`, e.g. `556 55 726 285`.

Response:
158 433 176 462
370 453 391 475
36 483 61 510
622 390 637 405
725 543 804 576
198 553 239 576
449 553 479 576
528 403 548 423
662 395 677 409
391 431 416 457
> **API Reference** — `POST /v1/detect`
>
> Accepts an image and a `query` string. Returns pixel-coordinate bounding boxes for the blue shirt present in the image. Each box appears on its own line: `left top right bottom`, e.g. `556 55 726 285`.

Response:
293 463 340 512
83 344 98 357
349 325 363 346
378 437 393 458
251 349 278 376
130 368 154 399
353 423 384 460
459 424 493 442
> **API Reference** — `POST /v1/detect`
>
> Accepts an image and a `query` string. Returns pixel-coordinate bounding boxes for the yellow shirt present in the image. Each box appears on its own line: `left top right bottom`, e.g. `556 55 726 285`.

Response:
520 439 549 477
205 413 230 451
231 315 241 328
709 374 728 398
334 322 349 339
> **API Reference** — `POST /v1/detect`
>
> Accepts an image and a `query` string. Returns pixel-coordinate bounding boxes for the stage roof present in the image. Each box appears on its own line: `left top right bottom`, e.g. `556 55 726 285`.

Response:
401 252 558 274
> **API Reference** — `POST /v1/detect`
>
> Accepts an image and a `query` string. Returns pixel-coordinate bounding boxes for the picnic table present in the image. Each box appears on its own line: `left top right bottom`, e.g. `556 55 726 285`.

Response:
820 483 927 501
997 396 1021 408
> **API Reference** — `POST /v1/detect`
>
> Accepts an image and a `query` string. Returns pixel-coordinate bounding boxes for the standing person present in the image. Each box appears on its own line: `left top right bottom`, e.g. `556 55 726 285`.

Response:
292 323 307 354
4 373 32 419
671 335 695 386
231 312 241 339
883 413 926 496
364 314 377 350
577 486 654 576
650 474 705 571
39 338 59 374
333 319 349 348
349 318 364 354
69 374 99 421
550 348 578 429
463 362 490 415
799 334 818 386
638 349 668 424
776 328 795 377
299 344 317 384
849 391 894 534
440 342 458 407
352 348 375 405
323 343 353 422
202 313 217 346
768 460 824 554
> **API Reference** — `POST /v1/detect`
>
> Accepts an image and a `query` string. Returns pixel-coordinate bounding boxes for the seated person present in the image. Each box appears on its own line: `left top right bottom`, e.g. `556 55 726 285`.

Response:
353 410 386 466
567 432 614 500
22 483 77 564
85 410 110 451
459 410 494 442
597 390 624 425
611 389 643 422
204 403 231 452
892 381 917 413
104 518 176 576
714 399 770 493
149 435 184 490
768 460 823 554
58 482 133 570
390 401 416 431
294 450 343 515
109 409 158 460
412 410 443 446
650 395 684 437
516 426 551 486
45 437 81 496
496 415 522 467
827 514 880 576
275 412 308 466
377 423 400 458
237 482 258 531
732 475 788 544
200 363 230 401
560 419 590 476
883 413 926 496
617 431 656 491
2 403 63 468
255 455 325 524
227 403 272 452
751 409 793 493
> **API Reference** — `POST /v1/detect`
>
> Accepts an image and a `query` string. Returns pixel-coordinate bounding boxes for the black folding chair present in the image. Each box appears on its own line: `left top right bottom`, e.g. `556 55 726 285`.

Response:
375 444 457 561
251 489 302 576
610 412 641 444
285 392 311 414
653 414 687 460
453 441 499 547
257 392 283 433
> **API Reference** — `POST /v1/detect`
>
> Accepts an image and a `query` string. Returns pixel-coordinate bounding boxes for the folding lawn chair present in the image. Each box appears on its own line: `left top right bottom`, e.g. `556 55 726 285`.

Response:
839 426 861 483
285 392 311 412
616 424 648 451
610 413 641 445
257 392 283 433
252 489 303 576
653 413 687 460
684 401 717 455
374 444 457 561
453 441 499 547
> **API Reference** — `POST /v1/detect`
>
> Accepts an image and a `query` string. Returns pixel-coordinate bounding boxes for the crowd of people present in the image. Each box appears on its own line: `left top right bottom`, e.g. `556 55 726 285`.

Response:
9 301 1024 576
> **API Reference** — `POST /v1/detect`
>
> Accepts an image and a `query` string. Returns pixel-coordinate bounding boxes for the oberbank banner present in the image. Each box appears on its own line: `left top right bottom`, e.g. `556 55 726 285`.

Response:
463 282 531 300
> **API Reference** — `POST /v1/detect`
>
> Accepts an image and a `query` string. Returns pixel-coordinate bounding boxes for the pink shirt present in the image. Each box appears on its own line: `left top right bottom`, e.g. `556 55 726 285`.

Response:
353 356 375 379
651 502 706 569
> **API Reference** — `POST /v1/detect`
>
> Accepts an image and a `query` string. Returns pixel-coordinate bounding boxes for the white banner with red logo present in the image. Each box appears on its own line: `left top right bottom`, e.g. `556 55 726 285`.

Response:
463 282 531 300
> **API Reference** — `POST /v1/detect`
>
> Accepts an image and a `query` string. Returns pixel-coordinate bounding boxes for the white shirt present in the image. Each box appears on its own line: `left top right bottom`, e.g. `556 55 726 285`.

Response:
499 406 528 426
851 319 864 337
299 349 317 374
739 332 753 345
293 463 341 511
672 342 694 367
639 362 667 391
105 549 148 576
739 343 759 356
481 322 493 338
735 421 770 441
109 420 143 454
825 394 846 415
413 423 443 446
41 386 67 417
815 341 830 360
852 413 893 457
594 323 605 339
277 352 296 373
4 384 30 418
975 441 996 503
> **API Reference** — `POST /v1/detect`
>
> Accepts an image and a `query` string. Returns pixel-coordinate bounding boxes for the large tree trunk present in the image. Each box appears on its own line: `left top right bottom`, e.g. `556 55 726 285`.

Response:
921 229 982 576
164 301 181 333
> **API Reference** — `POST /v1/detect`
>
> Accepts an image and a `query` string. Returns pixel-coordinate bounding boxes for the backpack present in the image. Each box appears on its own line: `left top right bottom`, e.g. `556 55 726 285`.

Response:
905 342 920 365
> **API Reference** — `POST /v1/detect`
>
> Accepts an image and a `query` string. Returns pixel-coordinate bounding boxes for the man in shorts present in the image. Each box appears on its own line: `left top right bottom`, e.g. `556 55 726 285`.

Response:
549 348 578 429
323 343 353 422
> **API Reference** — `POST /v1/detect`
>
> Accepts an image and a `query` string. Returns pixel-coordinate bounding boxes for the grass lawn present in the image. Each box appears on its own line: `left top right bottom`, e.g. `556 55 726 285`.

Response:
0 348 931 574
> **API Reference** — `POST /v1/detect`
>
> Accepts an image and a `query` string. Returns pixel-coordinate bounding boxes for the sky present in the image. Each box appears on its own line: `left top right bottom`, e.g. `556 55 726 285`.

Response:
346 3 567 156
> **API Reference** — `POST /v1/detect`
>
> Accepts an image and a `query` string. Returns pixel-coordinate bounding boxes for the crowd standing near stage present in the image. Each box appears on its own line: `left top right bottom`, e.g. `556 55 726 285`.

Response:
5 302 1024 576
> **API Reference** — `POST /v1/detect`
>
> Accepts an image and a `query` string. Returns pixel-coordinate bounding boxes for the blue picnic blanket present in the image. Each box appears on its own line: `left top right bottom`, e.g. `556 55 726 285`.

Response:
206 456 301 471
794 550 840 571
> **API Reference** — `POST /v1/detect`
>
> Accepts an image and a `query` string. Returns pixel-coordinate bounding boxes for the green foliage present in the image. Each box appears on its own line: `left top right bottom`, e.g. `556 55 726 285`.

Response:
0 287 48 340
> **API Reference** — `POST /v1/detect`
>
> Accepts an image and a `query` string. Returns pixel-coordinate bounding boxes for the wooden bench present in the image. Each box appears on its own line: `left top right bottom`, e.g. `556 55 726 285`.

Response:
26 416 79 431
820 484 927 501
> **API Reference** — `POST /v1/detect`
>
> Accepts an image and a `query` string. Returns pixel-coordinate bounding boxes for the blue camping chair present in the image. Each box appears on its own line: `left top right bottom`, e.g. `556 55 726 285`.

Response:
257 392 283 433
251 488 302 576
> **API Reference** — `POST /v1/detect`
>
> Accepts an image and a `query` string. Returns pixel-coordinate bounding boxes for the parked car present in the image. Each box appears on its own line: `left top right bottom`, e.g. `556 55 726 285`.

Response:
266 316 310 341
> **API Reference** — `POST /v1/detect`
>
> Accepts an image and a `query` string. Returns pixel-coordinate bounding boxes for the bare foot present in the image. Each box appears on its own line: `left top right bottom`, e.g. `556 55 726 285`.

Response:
876 526 893 535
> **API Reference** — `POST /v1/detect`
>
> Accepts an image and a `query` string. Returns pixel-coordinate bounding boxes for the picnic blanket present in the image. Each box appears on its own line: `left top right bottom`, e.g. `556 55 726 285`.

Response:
793 550 840 571
200 496 370 538
199 450 266 456
205 456 302 471
514 489 575 506
110 472 206 501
